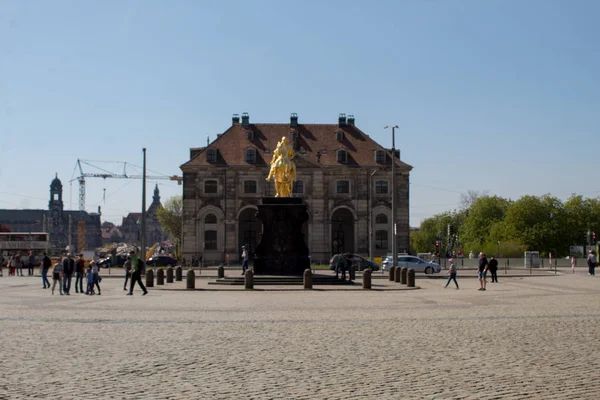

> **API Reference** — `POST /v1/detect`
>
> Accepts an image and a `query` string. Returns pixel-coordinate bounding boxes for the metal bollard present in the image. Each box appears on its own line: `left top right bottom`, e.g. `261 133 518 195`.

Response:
145 269 154 287
388 266 396 281
401 267 408 284
362 268 372 289
244 269 254 290
303 269 313 290
218 266 225 279
407 268 415 287
166 267 174 283
394 266 401 282
156 269 165 285
175 266 182 281
186 269 195 289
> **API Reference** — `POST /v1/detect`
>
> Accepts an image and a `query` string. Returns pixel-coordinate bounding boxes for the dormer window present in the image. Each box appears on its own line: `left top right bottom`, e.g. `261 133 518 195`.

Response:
245 148 256 164
207 149 217 163
337 149 348 163
375 150 385 164
246 130 254 141
335 130 344 141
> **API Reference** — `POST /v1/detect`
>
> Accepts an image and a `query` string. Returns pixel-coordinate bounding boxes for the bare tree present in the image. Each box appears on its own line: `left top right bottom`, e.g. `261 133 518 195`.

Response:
460 189 489 210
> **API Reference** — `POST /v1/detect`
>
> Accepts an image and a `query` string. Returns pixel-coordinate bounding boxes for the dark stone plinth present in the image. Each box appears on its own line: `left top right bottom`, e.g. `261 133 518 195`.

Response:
253 197 310 276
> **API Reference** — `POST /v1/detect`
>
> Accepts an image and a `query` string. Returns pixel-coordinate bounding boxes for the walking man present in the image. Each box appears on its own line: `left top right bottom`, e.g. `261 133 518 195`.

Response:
478 252 489 291
587 250 596 276
92 261 101 295
127 250 147 296
123 256 132 291
41 253 51 288
489 256 499 283
52 257 64 295
74 254 85 293
241 245 249 275
27 251 36 276
62 254 74 295
15 252 23 276
444 258 459 289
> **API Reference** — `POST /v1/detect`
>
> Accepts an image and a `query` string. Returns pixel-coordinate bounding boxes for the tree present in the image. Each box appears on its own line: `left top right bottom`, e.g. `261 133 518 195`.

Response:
460 196 511 251
460 189 489 210
156 196 183 246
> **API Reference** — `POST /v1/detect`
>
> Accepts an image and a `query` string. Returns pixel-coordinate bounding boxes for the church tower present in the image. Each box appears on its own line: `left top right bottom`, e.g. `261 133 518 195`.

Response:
49 173 64 226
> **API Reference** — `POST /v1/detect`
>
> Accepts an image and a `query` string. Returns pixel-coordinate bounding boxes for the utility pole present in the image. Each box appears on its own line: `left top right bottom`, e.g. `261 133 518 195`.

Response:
384 125 399 271
68 215 72 254
141 148 147 261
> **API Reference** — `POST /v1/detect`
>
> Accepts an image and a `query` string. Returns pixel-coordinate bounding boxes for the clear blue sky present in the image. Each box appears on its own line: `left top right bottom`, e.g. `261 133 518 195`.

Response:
1 0 599 227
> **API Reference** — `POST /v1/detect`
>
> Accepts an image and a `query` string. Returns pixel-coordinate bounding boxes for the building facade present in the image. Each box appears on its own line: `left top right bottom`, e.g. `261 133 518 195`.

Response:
180 113 412 265
0 175 102 255
120 184 166 246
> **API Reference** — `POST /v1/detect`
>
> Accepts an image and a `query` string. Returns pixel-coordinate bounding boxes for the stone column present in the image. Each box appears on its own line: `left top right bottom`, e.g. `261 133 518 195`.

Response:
244 269 254 290
145 269 154 287
303 269 313 290
186 269 195 289
175 266 182 281
166 267 174 283
362 268 372 289
218 266 225 279
156 269 164 285
388 266 395 281
407 268 415 287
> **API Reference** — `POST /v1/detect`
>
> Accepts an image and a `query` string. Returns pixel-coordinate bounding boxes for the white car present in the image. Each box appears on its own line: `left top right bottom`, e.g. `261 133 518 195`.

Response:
382 255 441 274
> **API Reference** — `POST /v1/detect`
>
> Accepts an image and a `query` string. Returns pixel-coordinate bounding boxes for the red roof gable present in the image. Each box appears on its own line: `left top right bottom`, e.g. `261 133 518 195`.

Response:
181 119 412 171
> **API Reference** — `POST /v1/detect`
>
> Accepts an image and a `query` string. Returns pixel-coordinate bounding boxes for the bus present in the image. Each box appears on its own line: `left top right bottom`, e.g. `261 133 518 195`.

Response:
0 232 50 257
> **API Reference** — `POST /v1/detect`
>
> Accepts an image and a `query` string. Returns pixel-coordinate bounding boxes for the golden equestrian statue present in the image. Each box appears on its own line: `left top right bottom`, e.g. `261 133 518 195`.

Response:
266 136 296 197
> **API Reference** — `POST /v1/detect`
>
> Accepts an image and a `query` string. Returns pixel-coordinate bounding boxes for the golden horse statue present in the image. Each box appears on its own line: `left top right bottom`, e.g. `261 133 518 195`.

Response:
266 137 296 197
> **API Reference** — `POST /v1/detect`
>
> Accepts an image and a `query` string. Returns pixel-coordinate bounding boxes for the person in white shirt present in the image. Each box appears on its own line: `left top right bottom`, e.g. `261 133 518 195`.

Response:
587 250 596 276
444 258 459 289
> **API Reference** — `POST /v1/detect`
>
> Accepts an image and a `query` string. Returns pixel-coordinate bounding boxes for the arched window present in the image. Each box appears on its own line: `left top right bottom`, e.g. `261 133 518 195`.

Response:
337 149 348 163
204 214 217 224
204 230 217 249
204 180 217 194
375 230 388 250
245 148 256 164
375 214 387 224
375 180 388 194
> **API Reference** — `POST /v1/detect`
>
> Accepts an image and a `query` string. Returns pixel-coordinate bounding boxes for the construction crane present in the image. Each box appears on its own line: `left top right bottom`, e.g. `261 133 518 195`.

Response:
70 159 182 211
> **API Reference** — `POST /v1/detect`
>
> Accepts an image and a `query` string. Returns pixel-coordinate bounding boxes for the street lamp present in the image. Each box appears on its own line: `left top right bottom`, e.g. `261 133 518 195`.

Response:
384 125 398 271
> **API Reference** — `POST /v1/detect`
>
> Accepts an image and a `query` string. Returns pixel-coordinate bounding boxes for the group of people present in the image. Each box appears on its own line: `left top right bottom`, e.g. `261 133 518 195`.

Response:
0 252 37 276
444 252 499 291
41 253 102 296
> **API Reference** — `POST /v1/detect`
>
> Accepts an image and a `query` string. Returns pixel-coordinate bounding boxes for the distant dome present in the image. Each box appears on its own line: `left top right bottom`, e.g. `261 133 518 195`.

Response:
51 173 62 187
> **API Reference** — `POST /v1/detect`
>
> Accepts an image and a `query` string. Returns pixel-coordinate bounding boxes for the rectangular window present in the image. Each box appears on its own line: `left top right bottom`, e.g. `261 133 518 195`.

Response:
375 230 388 250
204 230 217 250
246 149 256 164
375 180 388 194
244 180 257 194
337 150 347 163
204 180 217 194
292 180 304 194
207 149 217 163
336 180 350 194
375 150 385 163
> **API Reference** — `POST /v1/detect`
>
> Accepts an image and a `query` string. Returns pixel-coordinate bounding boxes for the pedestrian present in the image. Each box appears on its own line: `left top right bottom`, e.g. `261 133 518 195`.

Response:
74 254 85 294
444 258 459 289
123 256 132 291
15 252 23 276
478 252 489 291
587 250 596 276
91 261 101 295
62 254 74 295
8 254 14 276
469 251 474 259
241 245 249 275
127 250 147 296
41 252 52 289
51 257 64 295
85 266 94 295
27 251 36 276
0 254 4 277
344 252 352 281
489 256 499 283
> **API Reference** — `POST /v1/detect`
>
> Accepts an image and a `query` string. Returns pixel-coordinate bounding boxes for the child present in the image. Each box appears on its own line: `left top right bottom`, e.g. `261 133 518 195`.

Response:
86 266 95 295
444 258 459 290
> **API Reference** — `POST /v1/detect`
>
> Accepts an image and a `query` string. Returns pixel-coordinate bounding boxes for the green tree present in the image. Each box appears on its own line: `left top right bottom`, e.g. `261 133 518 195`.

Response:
460 196 511 251
156 195 183 247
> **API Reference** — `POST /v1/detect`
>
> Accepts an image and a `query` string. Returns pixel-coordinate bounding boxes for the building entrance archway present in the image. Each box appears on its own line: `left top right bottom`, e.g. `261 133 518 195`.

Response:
238 208 262 259
331 208 354 254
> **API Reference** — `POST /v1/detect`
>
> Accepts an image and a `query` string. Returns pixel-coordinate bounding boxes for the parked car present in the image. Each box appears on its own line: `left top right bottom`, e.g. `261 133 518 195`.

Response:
146 255 177 267
382 255 441 274
98 255 128 268
329 254 380 272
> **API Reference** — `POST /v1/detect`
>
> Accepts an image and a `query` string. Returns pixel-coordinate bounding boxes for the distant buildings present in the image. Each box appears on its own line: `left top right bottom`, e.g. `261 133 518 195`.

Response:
120 184 166 246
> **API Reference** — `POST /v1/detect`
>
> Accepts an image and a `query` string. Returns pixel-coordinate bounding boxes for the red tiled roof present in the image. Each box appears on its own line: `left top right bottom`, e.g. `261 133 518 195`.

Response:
181 120 412 170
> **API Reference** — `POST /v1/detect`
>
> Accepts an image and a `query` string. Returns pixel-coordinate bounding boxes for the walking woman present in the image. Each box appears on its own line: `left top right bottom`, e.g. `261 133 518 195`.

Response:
444 258 459 289
51 257 64 295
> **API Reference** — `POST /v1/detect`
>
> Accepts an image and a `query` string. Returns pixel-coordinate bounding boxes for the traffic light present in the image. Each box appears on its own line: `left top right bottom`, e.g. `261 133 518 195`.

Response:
594 232 597 242
447 224 451 236
435 240 440 248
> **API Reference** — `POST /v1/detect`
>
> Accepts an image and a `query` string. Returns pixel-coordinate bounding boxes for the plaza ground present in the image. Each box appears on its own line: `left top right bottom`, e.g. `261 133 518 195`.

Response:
0 270 598 399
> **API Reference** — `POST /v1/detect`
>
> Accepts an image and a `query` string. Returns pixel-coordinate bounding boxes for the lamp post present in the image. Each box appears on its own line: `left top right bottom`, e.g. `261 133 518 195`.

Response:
384 125 398 271
141 148 147 262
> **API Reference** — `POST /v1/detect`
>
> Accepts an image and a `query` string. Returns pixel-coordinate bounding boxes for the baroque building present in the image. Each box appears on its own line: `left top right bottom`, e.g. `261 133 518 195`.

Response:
0 175 102 254
180 113 412 264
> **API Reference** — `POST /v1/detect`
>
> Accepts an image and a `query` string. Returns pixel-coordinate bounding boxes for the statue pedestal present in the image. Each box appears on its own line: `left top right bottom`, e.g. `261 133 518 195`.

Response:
253 198 310 276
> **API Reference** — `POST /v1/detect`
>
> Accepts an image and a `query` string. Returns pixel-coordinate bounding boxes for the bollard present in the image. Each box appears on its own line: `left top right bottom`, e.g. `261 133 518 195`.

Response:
303 269 313 290
362 268 372 289
388 266 396 281
244 269 254 290
186 269 195 289
407 268 415 287
394 265 401 282
401 267 408 285
218 266 225 279
145 269 154 287
175 266 182 281
156 269 165 285
166 267 174 283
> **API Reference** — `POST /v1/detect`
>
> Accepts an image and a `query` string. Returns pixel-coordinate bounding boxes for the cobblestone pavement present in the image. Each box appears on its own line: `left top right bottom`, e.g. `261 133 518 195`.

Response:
0 273 599 399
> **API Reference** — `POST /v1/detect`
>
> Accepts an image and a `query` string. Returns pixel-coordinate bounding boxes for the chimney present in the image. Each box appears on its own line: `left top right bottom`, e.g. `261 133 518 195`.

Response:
241 112 250 128
347 115 355 126
232 114 240 125
338 113 346 127
290 113 298 128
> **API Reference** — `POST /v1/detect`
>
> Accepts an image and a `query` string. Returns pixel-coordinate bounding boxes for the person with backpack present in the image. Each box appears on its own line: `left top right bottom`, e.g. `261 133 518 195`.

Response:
127 250 147 296
41 253 52 288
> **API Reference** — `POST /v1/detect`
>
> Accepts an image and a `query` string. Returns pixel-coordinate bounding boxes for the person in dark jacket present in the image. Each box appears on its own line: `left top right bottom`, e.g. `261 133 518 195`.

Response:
123 256 132 291
27 252 36 276
488 256 499 283
62 254 75 295
74 254 85 293
41 253 52 288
